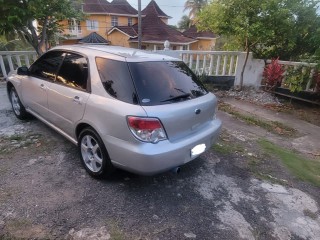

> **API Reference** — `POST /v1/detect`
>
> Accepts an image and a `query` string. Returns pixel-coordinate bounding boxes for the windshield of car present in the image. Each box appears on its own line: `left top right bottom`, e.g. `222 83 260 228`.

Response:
128 61 208 106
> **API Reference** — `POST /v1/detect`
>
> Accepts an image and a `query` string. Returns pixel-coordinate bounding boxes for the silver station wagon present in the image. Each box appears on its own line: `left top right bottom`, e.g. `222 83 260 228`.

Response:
7 45 221 177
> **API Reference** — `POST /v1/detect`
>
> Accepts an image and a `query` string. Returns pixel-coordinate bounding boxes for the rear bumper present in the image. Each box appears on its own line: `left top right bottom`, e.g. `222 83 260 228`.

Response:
104 119 222 175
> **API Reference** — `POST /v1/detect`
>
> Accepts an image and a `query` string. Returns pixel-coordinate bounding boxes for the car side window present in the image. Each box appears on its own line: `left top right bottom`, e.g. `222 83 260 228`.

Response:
29 51 65 81
56 53 89 91
96 57 138 104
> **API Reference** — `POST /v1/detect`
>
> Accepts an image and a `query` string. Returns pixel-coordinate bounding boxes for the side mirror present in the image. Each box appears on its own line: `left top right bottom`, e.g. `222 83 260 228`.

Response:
17 66 29 76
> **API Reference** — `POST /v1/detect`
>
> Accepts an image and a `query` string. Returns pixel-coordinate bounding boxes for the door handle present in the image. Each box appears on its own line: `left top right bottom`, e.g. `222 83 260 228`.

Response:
73 96 82 104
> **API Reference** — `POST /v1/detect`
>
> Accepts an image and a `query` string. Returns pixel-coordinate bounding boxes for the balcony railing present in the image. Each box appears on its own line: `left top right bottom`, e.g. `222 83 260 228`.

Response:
0 51 37 79
1 49 317 99
154 50 241 76
266 60 318 92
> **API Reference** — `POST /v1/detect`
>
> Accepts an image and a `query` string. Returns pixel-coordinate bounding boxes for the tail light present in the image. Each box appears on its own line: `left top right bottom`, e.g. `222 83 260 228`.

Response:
127 116 167 143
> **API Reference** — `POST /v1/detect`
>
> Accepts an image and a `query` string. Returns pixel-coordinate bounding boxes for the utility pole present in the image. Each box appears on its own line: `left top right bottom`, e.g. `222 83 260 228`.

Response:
138 0 142 49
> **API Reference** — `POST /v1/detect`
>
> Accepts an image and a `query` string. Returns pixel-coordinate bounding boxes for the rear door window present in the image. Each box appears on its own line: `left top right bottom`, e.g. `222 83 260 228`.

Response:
96 57 138 104
56 53 89 91
128 61 208 106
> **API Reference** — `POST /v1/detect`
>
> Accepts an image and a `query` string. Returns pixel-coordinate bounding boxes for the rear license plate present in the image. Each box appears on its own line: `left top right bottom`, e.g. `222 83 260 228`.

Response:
191 144 206 157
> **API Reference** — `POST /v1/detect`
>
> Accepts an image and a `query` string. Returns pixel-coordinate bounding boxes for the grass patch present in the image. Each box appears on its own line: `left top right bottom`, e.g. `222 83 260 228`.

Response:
0 133 43 155
259 139 320 187
212 142 245 155
6 135 24 141
219 102 297 136
212 131 246 155
303 209 318 220
106 221 125 240
246 154 287 185
3 219 49 240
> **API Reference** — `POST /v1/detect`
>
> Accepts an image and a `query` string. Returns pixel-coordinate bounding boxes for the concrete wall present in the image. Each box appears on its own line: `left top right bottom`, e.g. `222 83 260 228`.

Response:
190 39 216 51
234 52 265 88
157 49 266 88
107 31 131 48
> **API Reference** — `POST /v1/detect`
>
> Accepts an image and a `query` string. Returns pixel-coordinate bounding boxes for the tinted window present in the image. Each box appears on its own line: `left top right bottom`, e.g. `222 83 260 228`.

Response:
96 58 138 104
56 53 88 90
29 51 64 81
128 61 208 106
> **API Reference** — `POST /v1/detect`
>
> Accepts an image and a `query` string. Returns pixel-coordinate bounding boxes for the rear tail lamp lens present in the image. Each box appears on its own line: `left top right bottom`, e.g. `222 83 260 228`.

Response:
127 116 167 143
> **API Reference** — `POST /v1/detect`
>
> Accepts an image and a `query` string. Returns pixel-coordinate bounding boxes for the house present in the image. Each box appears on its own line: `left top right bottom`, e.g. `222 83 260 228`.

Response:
60 0 138 44
60 0 217 50
183 25 218 51
107 0 196 50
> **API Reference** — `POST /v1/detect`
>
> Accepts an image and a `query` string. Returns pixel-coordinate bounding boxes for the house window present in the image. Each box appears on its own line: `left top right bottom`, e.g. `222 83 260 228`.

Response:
111 16 118 27
86 20 98 31
77 21 81 33
128 17 132 26
68 19 82 34
68 19 75 32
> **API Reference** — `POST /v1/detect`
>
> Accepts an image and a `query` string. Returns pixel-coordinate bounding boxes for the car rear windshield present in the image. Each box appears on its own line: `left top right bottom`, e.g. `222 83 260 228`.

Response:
128 61 208 106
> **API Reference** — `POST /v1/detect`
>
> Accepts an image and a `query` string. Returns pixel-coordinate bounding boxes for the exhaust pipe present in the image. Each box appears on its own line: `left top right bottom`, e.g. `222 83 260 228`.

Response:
171 167 181 174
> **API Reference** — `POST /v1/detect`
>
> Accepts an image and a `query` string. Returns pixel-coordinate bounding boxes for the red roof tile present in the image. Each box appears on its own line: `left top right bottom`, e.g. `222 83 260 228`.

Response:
83 0 137 15
108 26 137 37
79 32 110 44
129 13 195 44
110 0 138 15
141 0 170 18
83 0 110 13
183 25 218 39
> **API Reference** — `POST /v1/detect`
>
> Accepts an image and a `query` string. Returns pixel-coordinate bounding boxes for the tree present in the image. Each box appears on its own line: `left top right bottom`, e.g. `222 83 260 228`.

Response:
0 0 83 55
254 0 320 61
197 0 320 89
184 0 208 19
178 15 192 30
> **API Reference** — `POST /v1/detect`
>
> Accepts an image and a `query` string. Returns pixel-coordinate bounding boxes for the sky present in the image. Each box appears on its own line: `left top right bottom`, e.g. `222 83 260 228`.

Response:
126 0 188 26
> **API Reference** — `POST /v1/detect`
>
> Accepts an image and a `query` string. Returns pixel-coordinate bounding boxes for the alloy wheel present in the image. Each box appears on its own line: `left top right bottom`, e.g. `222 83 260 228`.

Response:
11 90 21 116
80 135 103 173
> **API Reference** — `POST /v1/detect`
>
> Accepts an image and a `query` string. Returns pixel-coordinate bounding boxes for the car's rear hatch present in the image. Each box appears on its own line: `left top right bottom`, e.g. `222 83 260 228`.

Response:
128 60 217 141
142 94 216 141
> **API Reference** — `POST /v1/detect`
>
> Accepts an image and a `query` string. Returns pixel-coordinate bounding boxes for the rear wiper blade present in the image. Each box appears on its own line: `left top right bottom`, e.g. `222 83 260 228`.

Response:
160 93 191 102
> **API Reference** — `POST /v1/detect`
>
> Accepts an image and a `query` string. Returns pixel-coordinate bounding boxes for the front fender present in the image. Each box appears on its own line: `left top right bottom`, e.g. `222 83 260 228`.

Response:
7 71 25 104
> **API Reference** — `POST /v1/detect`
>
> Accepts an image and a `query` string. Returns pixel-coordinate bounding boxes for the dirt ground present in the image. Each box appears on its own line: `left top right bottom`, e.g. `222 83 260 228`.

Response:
214 87 320 127
0 81 320 240
264 100 320 127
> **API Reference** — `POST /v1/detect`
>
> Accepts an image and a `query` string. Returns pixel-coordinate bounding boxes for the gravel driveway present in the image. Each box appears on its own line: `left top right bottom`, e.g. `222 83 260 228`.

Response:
0 81 319 240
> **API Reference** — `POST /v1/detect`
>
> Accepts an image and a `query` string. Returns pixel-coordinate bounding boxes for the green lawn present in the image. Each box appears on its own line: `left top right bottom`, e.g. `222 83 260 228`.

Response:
259 139 320 187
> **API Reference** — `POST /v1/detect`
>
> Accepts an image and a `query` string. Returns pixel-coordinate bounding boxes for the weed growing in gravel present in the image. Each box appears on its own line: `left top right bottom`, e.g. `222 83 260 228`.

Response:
212 130 246 155
245 154 287 185
212 142 245 155
106 221 125 240
303 209 318 220
259 139 320 187
6 135 24 141
219 102 297 136
2 218 49 239
0 133 42 155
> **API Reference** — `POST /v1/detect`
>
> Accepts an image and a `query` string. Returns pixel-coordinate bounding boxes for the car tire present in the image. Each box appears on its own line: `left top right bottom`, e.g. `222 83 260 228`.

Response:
10 87 29 120
78 127 115 178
